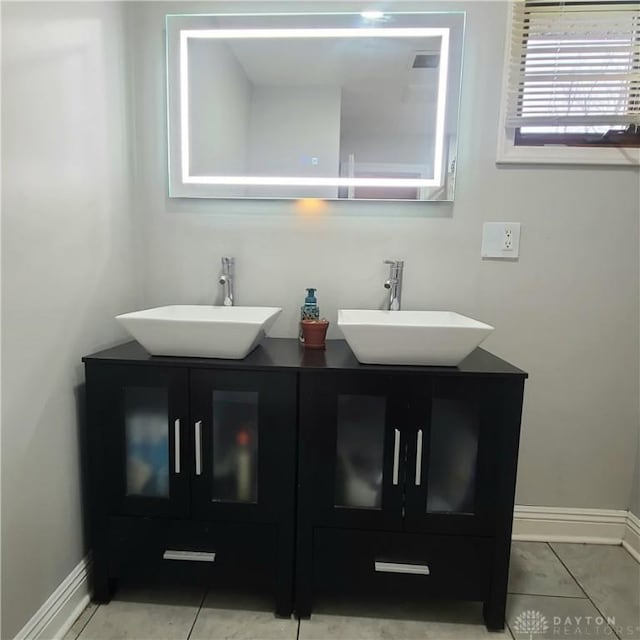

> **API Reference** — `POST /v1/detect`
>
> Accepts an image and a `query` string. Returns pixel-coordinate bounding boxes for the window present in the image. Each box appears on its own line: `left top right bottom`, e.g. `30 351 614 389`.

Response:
498 0 640 165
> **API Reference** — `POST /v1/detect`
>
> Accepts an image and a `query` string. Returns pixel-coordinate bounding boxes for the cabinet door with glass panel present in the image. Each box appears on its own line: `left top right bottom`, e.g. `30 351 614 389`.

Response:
190 370 297 523
403 376 498 535
298 372 406 530
94 365 190 518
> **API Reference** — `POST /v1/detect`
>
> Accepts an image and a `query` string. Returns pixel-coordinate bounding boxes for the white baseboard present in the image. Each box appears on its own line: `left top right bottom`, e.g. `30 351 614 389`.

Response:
513 506 629 545
622 511 640 563
14 555 91 640
513 506 640 562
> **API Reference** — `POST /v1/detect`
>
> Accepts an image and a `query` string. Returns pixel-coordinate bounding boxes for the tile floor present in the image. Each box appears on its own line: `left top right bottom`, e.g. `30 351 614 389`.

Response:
65 542 640 640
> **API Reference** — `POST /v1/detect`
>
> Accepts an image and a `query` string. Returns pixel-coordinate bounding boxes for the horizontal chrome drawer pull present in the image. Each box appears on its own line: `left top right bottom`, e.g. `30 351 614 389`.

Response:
374 561 430 575
162 550 216 563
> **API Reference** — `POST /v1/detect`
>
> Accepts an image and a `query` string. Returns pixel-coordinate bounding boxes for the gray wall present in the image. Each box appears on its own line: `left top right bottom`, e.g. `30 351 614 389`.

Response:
630 450 640 517
129 0 640 511
1 2 138 637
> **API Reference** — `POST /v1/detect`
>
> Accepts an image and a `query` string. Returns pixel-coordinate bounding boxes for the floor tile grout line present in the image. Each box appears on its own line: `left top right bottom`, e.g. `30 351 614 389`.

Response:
71 603 100 640
508 590 587 599
185 588 208 640
546 543 623 640
545 543 593 601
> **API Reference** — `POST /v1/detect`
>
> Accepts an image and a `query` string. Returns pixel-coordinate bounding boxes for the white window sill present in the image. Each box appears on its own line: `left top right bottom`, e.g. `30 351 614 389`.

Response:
496 132 640 167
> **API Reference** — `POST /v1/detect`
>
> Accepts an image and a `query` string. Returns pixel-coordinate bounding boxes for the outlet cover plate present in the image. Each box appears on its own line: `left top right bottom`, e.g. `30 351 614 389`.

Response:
481 222 521 259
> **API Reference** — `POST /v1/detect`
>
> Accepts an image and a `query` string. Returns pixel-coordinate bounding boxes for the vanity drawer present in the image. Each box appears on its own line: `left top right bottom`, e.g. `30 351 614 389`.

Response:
313 528 492 600
109 517 276 587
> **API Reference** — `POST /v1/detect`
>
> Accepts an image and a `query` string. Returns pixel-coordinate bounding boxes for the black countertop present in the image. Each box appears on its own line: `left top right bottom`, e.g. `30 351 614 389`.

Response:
83 339 527 378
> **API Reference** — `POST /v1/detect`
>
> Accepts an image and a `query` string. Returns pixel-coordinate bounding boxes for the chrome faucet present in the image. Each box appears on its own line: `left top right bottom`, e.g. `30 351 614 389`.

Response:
218 256 235 306
384 260 404 311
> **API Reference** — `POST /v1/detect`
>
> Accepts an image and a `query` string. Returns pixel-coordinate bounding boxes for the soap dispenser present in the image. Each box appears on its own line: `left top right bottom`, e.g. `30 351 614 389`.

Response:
299 288 320 342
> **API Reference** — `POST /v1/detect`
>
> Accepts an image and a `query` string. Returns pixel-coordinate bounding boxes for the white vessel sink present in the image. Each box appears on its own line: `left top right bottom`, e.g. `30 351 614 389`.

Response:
116 305 282 359
338 310 494 366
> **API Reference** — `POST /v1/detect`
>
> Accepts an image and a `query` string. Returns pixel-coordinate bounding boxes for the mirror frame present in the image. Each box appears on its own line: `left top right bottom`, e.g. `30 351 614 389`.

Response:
166 11 465 201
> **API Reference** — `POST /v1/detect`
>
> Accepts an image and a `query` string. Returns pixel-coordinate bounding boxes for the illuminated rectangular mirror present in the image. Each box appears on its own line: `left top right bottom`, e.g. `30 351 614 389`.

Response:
166 12 465 201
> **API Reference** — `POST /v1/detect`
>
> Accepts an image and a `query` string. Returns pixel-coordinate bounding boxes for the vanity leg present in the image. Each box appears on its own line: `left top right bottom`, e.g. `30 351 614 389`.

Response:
483 530 510 631
92 553 112 604
87 382 113 605
294 525 313 619
294 384 315 620
483 529 511 631
294 570 312 618
274 526 294 618
295 598 312 620
484 382 524 632
483 597 506 632
274 592 293 619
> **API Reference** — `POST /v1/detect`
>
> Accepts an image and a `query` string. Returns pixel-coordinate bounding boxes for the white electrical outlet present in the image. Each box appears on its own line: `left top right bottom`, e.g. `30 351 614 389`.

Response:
482 222 521 259
503 227 514 251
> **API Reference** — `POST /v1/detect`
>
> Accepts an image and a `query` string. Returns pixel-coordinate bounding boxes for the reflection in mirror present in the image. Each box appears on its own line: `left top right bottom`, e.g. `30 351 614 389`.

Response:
166 12 464 201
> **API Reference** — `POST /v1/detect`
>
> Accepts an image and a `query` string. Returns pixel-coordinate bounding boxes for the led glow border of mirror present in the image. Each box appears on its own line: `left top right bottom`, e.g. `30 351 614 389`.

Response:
178 27 450 189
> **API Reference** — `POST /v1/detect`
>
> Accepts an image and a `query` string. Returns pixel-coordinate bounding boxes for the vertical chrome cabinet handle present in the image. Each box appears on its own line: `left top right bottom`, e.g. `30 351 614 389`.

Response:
415 429 423 486
174 419 181 474
392 428 401 486
194 420 202 476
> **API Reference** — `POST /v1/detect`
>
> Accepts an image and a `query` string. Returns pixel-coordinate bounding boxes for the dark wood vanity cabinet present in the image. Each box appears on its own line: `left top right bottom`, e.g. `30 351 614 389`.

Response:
83 339 526 628
295 370 526 630
84 355 297 616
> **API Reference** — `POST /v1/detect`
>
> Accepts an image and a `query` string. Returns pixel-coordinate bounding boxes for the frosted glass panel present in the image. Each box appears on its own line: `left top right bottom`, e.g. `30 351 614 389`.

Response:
124 387 169 498
335 395 386 509
426 397 478 514
212 390 258 503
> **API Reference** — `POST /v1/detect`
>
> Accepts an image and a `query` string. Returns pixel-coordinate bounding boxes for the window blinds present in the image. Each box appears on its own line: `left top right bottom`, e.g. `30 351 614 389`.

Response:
505 0 640 129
